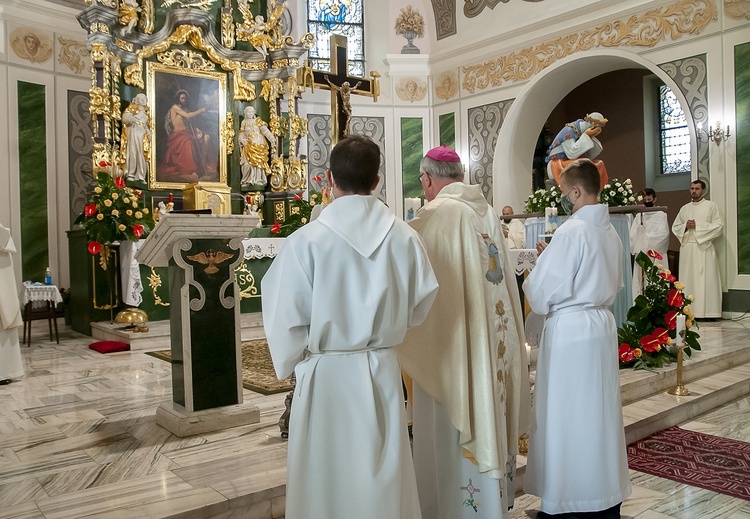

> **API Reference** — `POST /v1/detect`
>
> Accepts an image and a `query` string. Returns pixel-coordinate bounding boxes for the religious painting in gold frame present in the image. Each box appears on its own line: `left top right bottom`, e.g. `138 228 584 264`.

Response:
146 61 228 190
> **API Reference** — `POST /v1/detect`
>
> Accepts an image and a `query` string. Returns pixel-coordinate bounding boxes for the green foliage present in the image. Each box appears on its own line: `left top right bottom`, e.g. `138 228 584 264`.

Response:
74 171 156 245
617 251 701 370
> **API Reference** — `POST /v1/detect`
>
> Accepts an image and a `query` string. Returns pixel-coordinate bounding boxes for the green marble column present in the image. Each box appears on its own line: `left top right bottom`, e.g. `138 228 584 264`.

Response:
401 117 424 199
18 81 48 282
736 41 750 274
439 112 456 149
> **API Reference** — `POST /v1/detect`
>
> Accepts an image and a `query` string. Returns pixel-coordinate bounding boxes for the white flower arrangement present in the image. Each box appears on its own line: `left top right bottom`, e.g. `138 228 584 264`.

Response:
524 186 563 214
599 178 641 207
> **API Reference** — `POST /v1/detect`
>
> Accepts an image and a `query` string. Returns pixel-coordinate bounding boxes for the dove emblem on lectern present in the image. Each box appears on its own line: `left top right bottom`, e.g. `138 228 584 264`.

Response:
187 249 234 274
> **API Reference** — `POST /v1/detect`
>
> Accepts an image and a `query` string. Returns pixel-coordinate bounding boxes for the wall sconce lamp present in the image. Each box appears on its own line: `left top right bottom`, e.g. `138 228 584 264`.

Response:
707 121 731 145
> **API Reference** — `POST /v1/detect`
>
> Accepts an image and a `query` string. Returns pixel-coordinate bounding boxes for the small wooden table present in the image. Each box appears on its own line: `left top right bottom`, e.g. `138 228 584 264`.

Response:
22 284 63 346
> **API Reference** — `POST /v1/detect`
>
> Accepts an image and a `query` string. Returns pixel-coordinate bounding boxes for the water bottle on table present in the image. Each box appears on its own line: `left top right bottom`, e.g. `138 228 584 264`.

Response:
44 267 52 285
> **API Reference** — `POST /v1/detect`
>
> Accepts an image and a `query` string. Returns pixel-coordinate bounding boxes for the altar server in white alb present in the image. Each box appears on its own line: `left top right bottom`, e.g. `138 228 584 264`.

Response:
630 188 670 298
261 135 438 519
672 180 724 319
524 159 631 518
501 205 525 249
0 222 24 385
398 146 527 519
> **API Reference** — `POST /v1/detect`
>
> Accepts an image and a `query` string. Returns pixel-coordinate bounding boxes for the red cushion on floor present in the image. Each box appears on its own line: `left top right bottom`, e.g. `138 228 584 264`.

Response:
89 341 130 353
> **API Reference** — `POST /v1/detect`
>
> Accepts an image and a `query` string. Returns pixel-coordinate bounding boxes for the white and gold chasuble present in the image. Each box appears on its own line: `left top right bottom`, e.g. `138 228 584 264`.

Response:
398 182 528 519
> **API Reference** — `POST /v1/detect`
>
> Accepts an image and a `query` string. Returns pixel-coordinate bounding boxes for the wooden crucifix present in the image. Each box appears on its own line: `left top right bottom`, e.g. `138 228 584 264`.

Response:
299 34 380 144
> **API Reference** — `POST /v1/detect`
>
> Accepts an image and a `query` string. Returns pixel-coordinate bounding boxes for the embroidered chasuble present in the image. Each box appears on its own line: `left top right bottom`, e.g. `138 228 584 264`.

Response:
398 183 528 518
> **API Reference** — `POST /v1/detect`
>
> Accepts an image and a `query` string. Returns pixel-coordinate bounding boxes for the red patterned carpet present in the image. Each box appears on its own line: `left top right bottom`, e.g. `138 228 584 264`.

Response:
628 426 750 501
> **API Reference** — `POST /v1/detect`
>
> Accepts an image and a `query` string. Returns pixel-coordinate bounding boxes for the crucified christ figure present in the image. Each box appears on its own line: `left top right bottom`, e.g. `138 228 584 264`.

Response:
325 76 361 137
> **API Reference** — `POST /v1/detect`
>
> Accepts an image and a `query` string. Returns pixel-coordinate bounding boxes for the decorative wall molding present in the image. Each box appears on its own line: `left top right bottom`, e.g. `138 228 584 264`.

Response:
725 0 750 19
463 0 506 18
467 99 513 204
10 25 54 65
56 36 89 75
659 54 709 179
306 115 388 203
435 70 459 101
431 0 457 40
68 90 94 225
395 78 427 103
461 0 717 94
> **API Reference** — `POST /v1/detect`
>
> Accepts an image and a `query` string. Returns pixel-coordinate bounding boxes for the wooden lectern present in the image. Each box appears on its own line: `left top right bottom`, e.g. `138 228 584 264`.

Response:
136 213 260 436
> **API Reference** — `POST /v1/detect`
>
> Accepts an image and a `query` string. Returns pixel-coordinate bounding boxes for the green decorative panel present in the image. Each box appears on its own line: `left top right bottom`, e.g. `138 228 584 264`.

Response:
18 81 48 282
238 257 273 313
401 117 424 199
171 238 241 411
736 41 750 274
439 112 456 149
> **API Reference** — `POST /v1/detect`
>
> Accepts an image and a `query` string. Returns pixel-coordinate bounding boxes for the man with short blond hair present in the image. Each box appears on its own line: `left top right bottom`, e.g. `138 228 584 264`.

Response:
524 159 631 518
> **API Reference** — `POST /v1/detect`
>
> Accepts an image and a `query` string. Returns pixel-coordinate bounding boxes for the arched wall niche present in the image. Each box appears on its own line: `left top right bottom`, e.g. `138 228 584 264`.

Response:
493 49 697 211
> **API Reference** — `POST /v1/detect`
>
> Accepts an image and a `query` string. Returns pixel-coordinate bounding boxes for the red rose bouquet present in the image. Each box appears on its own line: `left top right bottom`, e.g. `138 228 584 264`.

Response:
617 250 701 369
74 169 156 262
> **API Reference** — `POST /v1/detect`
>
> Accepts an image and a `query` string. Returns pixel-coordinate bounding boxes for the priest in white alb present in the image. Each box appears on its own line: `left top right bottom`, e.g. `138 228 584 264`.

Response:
261 135 438 519
0 222 24 385
672 179 724 318
398 146 528 519
630 188 670 298
501 205 525 249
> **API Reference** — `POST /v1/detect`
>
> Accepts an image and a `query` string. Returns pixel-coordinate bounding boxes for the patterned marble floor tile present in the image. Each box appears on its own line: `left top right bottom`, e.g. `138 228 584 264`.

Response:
622 484 670 517
729 505 750 519
13 429 132 461
37 451 178 497
0 476 49 507
649 485 746 518
0 501 46 519
35 471 211 519
633 511 679 519
0 449 96 486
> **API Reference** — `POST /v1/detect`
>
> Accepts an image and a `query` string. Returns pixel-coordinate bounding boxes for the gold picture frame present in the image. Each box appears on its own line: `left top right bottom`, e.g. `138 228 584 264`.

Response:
146 61 228 190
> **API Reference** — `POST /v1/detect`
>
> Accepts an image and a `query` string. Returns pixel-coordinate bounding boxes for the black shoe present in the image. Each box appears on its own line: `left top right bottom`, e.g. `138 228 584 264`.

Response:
0 379 11 385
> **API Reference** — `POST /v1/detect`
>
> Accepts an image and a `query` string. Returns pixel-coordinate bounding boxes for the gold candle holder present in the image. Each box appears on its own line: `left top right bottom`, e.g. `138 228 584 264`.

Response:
667 339 690 396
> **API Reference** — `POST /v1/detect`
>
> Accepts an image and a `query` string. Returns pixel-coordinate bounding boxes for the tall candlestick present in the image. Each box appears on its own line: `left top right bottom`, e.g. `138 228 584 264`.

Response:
676 314 686 345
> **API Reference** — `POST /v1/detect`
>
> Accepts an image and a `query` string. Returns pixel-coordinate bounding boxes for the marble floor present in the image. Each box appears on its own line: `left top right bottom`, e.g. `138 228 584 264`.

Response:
0 319 749 518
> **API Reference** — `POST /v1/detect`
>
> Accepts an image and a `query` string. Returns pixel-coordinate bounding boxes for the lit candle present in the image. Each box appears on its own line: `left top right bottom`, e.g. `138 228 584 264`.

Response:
676 314 686 345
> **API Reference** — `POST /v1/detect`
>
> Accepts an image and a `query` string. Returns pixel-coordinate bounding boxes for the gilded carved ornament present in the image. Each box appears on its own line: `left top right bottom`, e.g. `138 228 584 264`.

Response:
221 9 236 49
124 25 256 101
461 0 717 93
161 0 216 10
157 48 216 71
222 112 235 155
116 38 135 52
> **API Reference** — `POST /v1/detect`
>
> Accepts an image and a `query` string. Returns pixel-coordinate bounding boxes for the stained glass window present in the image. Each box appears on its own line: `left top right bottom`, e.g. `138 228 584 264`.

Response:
659 85 691 174
307 0 365 76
